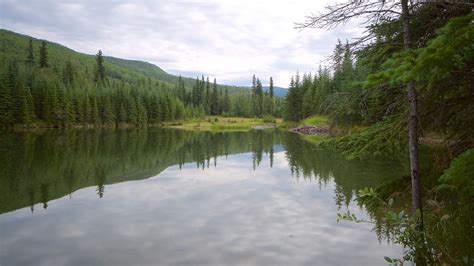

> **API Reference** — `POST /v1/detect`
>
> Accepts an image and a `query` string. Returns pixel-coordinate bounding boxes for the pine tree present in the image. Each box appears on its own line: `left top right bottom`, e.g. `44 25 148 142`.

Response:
285 76 303 121
16 83 34 124
211 78 219 115
0 62 16 125
192 77 202 107
204 77 210 114
26 39 35 66
63 90 75 124
159 95 169 122
269 77 274 98
223 87 230 114
251 74 259 117
63 61 74 87
136 98 147 125
167 95 176 120
39 41 49 68
83 93 91 123
256 78 263 117
94 50 106 83
177 75 186 102
43 83 60 123
252 74 257 92
118 102 126 124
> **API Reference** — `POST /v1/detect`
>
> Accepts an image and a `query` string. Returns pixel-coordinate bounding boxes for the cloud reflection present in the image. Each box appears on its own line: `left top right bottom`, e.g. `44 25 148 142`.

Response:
0 151 401 266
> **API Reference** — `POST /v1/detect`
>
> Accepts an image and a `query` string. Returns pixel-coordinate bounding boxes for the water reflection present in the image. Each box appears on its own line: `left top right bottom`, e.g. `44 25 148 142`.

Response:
0 128 406 265
0 129 282 213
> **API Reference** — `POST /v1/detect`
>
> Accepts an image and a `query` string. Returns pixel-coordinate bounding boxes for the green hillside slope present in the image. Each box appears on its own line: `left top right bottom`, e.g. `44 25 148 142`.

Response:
0 29 283 127
0 29 244 91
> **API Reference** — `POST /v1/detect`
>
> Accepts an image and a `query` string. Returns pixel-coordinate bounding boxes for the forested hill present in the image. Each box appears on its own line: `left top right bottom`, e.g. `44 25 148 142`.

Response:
0 29 237 91
0 29 283 127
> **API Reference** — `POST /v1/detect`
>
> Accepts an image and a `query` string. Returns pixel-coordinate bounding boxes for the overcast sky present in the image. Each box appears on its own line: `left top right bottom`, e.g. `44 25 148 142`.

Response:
0 0 364 87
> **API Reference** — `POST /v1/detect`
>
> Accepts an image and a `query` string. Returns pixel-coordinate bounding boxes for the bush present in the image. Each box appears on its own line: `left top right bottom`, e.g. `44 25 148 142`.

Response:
320 118 407 159
262 115 276 123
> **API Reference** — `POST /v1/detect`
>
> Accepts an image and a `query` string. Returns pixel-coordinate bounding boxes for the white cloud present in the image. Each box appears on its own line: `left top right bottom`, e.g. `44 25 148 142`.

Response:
0 0 365 87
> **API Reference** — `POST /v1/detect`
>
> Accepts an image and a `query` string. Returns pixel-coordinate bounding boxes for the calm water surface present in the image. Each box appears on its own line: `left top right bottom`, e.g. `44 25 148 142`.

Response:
0 129 407 265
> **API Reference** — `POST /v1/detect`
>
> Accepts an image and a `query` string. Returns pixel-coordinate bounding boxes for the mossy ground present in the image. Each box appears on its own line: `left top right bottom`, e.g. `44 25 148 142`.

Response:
167 116 282 132
301 115 329 127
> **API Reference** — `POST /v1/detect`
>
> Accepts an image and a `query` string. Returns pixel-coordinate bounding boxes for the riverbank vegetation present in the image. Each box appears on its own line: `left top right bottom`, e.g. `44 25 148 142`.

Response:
286 2 473 263
167 116 281 132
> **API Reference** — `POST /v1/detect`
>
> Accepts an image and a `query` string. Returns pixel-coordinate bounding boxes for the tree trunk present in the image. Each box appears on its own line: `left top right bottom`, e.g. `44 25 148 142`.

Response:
401 0 423 217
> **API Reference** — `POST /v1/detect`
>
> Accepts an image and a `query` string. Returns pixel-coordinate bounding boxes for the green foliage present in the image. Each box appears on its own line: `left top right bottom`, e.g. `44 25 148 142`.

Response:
0 30 284 127
438 149 474 199
364 12 474 144
365 13 474 89
0 128 280 213
25 39 35 66
94 50 106 83
339 188 435 264
291 5 473 264
38 41 49 68
321 118 407 159
428 148 474 264
249 74 275 118
269 76 274 98
414 13 474 87
262 115 276 123
301 115 328 126
287 10 473 160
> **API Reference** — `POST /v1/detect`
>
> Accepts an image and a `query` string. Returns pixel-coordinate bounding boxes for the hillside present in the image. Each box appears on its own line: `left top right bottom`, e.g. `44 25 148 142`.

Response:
0 29 284 127
263 86 287 97
0 29 244 92
0 29 288 97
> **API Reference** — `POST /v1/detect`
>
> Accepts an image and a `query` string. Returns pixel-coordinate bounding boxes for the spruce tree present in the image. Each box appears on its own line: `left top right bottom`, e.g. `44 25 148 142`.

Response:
94 50 106 83
211 78 219 115
204 77 210 114
63 61 74 87
256 79 263 117
39 41 49 68
0 62 16 124
269 77 274 98
16 83 34 124
26 39 35 66
251 74 258 116
177 76 186 102
223 87 230 114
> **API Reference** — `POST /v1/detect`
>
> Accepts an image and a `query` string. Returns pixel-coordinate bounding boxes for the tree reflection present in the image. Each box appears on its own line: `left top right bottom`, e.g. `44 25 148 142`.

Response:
1 128 468 262
0 128 280 213
40 183 49 209
1 128 406 214
281 132 407 210
94 164 107 198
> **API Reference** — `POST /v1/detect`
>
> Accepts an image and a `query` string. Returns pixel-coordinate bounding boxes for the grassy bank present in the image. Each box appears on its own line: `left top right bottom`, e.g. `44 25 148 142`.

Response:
301 115 329 127
167 116 282 132
285 115 331 144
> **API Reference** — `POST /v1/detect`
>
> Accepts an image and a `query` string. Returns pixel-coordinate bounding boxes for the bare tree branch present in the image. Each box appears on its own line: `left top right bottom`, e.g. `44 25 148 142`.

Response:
295 1 402 30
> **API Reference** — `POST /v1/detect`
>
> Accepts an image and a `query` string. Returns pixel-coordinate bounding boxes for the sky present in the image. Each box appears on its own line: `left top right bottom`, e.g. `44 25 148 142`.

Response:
0 0 365 87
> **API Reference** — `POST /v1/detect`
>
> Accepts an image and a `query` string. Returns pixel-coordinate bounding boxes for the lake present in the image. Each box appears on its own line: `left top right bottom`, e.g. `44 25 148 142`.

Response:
0 128 407 265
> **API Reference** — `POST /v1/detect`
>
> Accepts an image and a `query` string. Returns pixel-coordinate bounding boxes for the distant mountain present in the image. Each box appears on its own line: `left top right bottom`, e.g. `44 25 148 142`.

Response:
241 86 288 97
263 86 288 97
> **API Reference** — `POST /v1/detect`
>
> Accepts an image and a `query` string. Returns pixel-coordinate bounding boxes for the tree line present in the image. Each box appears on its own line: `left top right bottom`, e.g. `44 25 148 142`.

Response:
0 37 283 127
176 73 282 118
